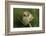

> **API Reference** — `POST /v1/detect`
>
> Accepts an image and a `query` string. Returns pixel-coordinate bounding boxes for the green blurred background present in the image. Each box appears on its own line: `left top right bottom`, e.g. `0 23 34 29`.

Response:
13 8 39 28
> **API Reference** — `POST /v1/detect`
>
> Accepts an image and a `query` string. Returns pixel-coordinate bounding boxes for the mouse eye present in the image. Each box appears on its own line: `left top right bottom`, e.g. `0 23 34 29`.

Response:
24 14 25 16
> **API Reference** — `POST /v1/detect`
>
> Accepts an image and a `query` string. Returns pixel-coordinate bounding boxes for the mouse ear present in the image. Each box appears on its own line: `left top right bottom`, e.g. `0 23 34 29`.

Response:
22 12 25 16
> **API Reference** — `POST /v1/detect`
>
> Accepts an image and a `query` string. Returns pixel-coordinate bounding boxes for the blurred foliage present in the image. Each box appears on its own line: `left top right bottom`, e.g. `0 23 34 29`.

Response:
13 8 39 28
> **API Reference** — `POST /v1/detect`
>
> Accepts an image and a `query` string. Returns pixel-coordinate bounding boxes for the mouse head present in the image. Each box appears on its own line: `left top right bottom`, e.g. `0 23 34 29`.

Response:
23 11 30 17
